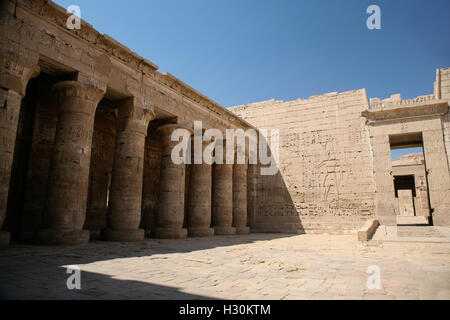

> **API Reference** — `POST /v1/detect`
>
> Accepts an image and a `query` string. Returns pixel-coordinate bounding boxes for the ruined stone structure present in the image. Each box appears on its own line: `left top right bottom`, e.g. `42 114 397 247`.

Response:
392 153 430 219
0 0 449 248
231 69 450 234
0 0 255 247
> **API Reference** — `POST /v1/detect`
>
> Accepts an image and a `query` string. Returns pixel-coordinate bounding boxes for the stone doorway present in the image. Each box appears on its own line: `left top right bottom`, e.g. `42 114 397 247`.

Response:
363 96 450 227
389 136 431 225
394 175 416 216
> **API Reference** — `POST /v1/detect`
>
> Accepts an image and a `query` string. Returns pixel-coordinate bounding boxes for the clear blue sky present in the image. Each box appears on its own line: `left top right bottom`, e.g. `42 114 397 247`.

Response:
54 0 450 108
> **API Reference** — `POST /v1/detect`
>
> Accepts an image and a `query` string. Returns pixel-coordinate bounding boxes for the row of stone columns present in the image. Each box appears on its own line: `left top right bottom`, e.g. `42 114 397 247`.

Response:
151 128 251 239
0 70 250 247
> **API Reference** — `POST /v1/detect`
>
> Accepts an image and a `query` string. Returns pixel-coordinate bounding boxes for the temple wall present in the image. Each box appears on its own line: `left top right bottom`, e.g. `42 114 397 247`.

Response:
230 90 375 234
438 68 450 171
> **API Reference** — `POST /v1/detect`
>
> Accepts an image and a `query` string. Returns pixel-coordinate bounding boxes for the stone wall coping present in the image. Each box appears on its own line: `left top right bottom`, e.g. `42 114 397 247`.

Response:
229 89 367 111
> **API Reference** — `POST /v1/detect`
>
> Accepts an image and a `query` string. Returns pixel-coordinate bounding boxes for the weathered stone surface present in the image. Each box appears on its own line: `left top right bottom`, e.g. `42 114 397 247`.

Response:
140 124 162 237
0 89 22 246
84 103 116 239
212 163 236 235
19 76 58 242
358 219 380 241
35 81 104 245
102 98 154 242
231 90 375 233
187 139 214 237
392 153 429 218
0 0 254 247
232 68 450 233
233 161 250 234
152 124 192 239
1 0 450 250
0 53 39 247
398 190 415 217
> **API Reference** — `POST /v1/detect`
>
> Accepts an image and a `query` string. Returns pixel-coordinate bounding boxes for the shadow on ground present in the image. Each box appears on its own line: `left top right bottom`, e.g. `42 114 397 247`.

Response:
0 233 297 300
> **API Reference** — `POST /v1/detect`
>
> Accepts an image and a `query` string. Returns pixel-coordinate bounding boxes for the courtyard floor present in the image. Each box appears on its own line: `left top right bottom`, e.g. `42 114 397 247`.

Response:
1 233 449 300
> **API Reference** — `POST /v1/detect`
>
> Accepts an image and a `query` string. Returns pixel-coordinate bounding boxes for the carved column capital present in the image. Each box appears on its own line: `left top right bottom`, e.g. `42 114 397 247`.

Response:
52 81 105 115
116 97 155 135
0 56 40 97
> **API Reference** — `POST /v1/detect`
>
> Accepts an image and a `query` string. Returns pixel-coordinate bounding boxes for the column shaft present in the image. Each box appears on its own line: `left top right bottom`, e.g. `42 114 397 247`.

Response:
212 164 236 235
187 140 214 237
103 131 146 241
36 81 103 245
0 89 22 248
233 163 250 234
103 100 153 242
153 124 192 238
0 57 39 248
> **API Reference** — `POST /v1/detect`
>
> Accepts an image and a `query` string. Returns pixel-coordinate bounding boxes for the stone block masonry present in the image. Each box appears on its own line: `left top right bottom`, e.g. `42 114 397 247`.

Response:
230 90 376 234
0 0 449 247
0 0 255 247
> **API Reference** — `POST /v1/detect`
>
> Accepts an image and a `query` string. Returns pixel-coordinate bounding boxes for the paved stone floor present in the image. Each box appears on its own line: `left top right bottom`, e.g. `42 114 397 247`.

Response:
1 233 450 300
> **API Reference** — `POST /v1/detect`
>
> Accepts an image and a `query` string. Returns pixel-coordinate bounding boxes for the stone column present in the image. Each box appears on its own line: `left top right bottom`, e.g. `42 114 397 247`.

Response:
233 160 250 234
102 99 154 242
153 124 192 238
187 139 214 237
0 57 39 248
212 159 236 235
140 129 162 237
0 89 23 248
35 81 104 245
247 164 258 230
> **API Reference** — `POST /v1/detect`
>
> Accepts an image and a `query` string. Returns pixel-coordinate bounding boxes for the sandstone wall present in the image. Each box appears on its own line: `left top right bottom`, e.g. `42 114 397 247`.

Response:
439 68 450 171
230 90 375 234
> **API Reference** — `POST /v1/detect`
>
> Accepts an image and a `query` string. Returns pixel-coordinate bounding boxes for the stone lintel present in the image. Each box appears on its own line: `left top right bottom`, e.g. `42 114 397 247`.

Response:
362 101 449 124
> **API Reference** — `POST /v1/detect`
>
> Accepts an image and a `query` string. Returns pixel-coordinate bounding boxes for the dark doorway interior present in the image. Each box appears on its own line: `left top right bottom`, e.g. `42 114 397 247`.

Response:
394 175 416 198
